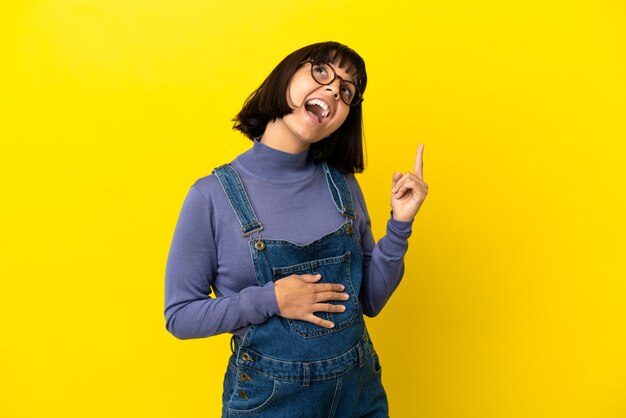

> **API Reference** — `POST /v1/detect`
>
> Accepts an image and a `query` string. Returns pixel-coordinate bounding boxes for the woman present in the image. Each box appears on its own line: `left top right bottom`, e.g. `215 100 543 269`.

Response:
164 41 428 417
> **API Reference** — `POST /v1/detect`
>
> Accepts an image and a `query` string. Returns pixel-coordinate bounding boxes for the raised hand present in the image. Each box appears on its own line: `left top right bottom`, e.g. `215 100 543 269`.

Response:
391 143 429 222
274 274 350 329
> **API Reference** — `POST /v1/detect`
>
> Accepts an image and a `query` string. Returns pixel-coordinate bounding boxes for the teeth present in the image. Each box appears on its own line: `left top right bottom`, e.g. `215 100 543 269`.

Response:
306 99 330 118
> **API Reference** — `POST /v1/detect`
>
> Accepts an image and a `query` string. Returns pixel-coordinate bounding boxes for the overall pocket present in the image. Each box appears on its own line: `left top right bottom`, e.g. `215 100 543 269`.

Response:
365 337 383 377
272 251 359 338
227 367 279 415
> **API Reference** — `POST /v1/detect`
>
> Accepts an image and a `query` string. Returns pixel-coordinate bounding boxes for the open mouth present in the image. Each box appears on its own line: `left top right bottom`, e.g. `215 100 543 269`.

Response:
304 99 330 123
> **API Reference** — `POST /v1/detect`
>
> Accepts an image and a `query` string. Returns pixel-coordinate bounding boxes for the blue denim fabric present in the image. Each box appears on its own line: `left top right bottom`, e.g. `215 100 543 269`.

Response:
213 162 388 418
213 163 264 236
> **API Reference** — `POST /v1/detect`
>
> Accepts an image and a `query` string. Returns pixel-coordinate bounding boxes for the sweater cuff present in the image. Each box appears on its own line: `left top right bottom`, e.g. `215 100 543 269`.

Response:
261 282 280 316
389 210 414 234
378 211 413 257
238 282 280 324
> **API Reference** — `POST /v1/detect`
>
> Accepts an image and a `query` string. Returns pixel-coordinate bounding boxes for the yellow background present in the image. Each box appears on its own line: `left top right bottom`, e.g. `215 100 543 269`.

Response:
1 1 625 417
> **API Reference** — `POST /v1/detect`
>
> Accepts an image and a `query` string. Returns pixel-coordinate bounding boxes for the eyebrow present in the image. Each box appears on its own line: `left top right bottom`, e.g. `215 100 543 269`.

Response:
327 60 357 84
338 68 357 84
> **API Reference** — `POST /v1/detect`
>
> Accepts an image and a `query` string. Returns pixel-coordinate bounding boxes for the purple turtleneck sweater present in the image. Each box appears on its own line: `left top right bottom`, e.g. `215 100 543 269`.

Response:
164 139 413 340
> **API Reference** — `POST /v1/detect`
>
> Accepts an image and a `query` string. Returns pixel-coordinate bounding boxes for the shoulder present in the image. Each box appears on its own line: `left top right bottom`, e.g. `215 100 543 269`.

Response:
344 173 366 203
181 168 235 228
189 168 228 202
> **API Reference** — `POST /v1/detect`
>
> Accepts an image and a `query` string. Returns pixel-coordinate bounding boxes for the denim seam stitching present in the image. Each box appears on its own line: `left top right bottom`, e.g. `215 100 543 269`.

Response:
271 251 351 274
256 223 350 249
321 162 357 219
322 162 345 215
227 378 279 415
328 375 342 418
213 164 263 236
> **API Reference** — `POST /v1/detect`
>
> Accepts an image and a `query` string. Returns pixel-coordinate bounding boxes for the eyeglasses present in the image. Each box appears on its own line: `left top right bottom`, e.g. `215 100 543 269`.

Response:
302 60 363 106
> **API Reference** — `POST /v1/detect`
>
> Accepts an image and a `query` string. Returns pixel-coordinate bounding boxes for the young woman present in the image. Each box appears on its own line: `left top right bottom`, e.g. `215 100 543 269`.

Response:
164 41 428 417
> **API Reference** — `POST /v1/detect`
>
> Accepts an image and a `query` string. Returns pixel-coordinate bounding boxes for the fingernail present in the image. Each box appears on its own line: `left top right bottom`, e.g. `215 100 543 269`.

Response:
340 285 345 290
341 306 346 311
329 323 335 328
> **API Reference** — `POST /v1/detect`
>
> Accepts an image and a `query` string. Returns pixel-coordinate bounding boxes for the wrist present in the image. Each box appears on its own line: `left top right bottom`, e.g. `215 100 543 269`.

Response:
391 210 414 222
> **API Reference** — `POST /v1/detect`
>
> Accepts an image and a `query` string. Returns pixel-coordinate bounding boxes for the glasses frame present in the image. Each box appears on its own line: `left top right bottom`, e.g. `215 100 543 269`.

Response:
301 60 364 107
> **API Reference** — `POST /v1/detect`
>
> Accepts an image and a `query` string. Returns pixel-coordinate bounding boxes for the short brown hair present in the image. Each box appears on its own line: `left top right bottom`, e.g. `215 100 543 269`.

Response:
232 41 368 174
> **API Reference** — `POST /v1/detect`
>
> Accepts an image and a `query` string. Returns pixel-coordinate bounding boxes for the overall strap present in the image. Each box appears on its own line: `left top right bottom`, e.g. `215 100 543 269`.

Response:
212 164 264 236
321 162 357 220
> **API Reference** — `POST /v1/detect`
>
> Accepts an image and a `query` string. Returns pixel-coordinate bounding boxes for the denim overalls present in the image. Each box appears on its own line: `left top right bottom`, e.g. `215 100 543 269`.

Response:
213 162 388 418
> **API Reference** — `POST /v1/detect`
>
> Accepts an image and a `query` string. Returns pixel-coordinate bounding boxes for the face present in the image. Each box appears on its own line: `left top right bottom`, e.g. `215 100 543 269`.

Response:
276 60 357 148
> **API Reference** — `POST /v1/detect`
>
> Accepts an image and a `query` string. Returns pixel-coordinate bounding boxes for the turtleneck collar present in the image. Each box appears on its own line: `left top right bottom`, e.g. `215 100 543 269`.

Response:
233 138 318 184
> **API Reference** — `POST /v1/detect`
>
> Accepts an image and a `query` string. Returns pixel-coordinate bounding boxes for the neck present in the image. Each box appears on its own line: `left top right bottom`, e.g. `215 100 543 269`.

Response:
234 137 316 184
261 119 310 154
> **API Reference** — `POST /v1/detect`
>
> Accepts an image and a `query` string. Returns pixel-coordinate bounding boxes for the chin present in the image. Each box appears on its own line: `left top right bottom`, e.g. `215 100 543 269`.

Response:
295 131 328 145
307 135 332 146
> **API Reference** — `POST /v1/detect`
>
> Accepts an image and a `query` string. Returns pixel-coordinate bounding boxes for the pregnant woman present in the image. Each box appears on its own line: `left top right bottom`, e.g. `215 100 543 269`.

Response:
164 41 428 417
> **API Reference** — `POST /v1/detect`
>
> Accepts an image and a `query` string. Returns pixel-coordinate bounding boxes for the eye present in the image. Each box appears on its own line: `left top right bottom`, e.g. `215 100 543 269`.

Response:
312 64 328 75
311 63 334 83
341 84 355 99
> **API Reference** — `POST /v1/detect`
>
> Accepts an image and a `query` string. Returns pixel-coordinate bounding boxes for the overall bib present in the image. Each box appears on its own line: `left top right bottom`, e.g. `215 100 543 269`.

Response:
213 162 388 418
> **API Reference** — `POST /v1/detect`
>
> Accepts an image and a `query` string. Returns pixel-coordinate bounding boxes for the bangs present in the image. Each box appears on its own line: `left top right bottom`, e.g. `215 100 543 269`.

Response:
305 43 367 93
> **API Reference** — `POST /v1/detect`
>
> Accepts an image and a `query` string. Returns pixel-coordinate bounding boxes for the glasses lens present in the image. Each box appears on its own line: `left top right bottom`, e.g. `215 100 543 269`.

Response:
310 62 362 106
340 82 358 105
311 63 333 84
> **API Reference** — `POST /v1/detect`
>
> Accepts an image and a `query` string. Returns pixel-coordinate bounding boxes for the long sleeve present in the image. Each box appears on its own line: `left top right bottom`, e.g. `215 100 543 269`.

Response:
349 178 413 317
163 185 279 340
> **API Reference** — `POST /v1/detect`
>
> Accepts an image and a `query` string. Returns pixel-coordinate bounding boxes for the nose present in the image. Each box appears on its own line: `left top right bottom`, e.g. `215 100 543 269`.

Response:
324 79 342 100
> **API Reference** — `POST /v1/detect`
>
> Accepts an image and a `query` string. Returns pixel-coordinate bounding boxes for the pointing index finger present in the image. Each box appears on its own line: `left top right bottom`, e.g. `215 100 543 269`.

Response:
414 144 424 179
